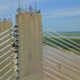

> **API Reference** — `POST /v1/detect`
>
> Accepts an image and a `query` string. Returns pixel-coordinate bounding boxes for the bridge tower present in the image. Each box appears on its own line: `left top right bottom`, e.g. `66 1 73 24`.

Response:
16 7 43 80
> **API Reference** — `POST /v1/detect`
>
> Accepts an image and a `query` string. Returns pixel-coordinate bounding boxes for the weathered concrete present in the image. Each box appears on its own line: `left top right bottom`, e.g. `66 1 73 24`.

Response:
16 11 43 80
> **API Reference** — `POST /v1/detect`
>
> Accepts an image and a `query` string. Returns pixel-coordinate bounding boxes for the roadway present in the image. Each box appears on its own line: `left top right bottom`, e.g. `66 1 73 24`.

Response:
43 45 80 80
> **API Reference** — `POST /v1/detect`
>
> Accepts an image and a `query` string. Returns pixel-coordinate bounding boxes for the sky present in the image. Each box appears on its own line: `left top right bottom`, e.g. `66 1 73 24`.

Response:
0 0 80 32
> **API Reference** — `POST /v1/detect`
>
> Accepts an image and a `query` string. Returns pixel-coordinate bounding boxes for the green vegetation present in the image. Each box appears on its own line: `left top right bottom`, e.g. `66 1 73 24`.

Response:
43 32 80 55
51 32 80 36
59 32 80 36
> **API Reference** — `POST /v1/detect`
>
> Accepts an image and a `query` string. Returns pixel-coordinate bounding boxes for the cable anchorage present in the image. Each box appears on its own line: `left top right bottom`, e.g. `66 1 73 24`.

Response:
11 25 20 80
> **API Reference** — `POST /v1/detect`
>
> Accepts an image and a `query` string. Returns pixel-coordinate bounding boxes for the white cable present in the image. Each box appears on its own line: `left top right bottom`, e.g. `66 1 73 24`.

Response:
0 62 12 72
45 48 80 70
44 54 80 73
43 36 80 56
44 71 59 80
44 32 80 55
0 39 11 46
45 36 80 56
0 29 9 36
44 66 71 80
44 26 80 51
49 31 80 51
0 43 12 52
43 42 80 61
6 71 15 80
44 58 80 79
43 34 80 59
48 32 80 51
0 48 13 58
0 34 10 41
52 30 80 48
0 66 15 80
0 54 14 64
